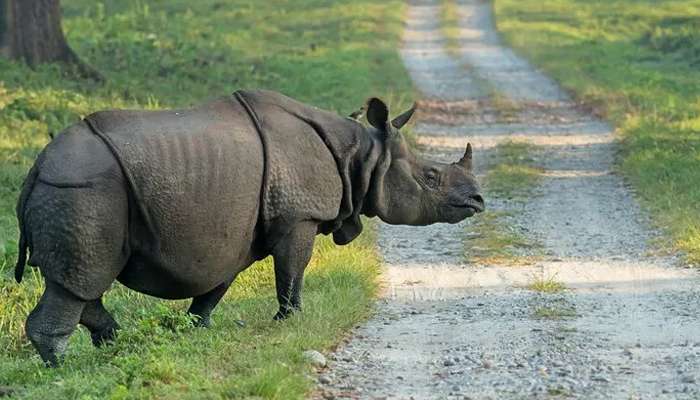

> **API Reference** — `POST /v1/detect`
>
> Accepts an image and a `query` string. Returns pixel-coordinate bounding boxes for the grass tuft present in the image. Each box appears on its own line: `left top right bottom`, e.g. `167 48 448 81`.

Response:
466 211 540 265
484 141 543 200
526 274 567 294
533 305 577 320
465 141 543 264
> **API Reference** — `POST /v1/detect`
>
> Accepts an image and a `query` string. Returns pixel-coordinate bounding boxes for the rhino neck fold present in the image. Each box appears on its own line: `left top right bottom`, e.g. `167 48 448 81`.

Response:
233 89 383 247
331 130 386 245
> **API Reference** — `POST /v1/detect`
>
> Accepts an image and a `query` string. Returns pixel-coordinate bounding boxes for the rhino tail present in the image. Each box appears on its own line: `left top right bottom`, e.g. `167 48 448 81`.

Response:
15 157 42 283
15 229 27 283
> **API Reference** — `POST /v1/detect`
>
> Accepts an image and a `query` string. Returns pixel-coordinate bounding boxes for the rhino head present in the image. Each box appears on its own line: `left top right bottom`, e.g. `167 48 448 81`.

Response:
362 98 484 225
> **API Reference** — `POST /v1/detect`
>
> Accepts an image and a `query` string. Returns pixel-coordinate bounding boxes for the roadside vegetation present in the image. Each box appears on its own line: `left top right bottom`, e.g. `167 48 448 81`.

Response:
494 0 700 263
466 141 543 264
0 0 412 398
526 274 567 294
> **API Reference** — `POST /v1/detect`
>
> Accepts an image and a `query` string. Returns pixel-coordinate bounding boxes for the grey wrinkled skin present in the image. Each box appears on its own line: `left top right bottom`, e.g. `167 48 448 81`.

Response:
14 89 484 366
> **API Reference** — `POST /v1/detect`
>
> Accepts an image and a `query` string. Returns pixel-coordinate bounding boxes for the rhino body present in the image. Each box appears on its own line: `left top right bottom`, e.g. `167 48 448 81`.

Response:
15 90 484 366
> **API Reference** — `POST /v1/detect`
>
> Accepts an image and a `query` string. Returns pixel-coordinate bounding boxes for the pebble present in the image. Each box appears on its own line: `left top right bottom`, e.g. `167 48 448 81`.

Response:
319 375 333 384
302 350 327 368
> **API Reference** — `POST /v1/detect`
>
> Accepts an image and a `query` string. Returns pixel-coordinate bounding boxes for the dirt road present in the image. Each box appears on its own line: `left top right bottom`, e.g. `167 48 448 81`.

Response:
316 1 700 399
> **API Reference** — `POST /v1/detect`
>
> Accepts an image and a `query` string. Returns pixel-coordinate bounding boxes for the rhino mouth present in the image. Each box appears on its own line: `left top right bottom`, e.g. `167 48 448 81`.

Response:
450 198 484 213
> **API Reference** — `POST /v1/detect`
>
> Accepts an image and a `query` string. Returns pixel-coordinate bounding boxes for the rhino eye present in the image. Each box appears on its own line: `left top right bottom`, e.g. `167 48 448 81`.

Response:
424 169 440 188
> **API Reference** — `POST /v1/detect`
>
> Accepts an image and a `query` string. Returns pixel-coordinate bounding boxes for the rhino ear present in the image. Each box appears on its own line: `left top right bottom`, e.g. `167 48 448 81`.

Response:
391 103 416 129
366 97 389 132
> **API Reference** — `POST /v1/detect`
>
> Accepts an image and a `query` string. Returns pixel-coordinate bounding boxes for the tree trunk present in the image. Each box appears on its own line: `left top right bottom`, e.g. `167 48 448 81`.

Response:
0 0 102 80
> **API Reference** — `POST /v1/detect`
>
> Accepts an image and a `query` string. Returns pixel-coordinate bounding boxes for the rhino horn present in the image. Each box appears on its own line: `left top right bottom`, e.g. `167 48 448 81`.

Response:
457 143 473 170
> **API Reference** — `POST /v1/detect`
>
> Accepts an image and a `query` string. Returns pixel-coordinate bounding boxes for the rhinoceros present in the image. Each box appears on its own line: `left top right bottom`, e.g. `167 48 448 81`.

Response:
14 89 484 366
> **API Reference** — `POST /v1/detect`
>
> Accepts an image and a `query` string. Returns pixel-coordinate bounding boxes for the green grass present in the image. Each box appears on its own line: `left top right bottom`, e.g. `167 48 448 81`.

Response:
466 211 539 264
526 274 567 294
488 93 524 122
533 305 577 320
486 163 542 200
1 237 381 399
465 141 542 264
547 386 572 397
0 0 413 398
494 0 700 263
484 141 543 200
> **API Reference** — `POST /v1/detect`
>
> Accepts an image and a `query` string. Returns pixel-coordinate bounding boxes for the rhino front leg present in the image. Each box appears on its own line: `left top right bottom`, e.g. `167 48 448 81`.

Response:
272 221 317 320
187 276 236 327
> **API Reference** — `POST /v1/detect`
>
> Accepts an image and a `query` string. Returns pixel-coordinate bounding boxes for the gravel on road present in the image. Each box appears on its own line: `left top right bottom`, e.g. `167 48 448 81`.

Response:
315 1 700 399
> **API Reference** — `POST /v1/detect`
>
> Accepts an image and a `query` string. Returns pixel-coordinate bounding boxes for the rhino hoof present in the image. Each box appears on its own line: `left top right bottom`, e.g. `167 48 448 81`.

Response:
273 306 301 321
90 326 119 347
273 311 290 321
192 315 211 328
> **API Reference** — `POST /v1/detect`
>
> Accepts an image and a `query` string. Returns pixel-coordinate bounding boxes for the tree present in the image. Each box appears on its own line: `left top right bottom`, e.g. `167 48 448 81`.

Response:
0 0 102 80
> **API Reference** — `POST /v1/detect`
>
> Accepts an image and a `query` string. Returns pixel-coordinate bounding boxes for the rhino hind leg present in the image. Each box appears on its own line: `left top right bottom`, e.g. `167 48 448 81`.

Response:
187 276 236 327
26 280 86 367
272 221 317 320
80 297 119 346
23 180 128 364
